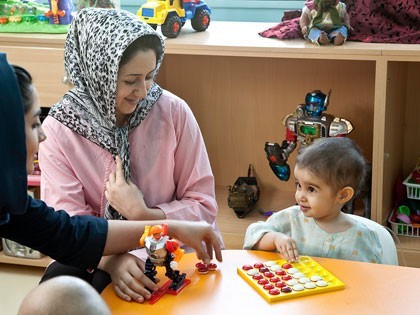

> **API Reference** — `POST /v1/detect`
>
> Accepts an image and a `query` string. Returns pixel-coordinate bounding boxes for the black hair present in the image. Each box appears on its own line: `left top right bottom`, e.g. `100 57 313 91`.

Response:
119 35 163 67
295 137 366 194
12 65 34 114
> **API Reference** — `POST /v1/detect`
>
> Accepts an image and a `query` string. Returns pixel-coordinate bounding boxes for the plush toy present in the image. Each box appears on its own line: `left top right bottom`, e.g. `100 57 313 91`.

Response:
299 0 353 45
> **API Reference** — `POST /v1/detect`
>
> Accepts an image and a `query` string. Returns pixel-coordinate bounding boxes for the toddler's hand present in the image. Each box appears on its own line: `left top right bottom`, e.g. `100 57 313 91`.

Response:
273 234 299 262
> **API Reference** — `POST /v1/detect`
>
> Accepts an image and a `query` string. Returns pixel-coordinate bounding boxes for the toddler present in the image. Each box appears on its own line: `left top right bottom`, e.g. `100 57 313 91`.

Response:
244 137 382 263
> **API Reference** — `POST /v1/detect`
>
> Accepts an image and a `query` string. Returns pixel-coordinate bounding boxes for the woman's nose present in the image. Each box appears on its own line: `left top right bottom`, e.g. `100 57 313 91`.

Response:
133 83 147 99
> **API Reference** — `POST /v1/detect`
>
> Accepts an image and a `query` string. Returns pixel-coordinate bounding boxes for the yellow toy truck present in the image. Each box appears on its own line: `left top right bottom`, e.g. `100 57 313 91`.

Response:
137 0 211 38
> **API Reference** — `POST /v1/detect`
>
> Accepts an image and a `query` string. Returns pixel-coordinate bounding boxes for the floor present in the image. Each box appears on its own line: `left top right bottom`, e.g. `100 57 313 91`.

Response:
0 264 44 315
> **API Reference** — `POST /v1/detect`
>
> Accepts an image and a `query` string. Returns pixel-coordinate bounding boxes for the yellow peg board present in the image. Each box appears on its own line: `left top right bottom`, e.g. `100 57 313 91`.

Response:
237 256 345 302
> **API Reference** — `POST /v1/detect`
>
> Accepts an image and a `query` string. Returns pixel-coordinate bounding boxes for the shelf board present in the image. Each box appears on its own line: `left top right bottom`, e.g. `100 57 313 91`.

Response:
0 251 51 268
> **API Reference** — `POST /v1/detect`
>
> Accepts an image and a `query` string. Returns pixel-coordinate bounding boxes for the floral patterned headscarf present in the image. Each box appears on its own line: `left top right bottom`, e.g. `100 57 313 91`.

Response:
48 8 165 219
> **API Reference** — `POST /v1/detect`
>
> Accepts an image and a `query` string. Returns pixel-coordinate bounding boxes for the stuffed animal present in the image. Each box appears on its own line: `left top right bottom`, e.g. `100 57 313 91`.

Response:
300 0 353 45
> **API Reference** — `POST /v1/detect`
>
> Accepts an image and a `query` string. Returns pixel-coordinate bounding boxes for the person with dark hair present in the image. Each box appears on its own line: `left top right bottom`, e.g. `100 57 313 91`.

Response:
0 53 222 305
38 8 222 302
244 137 382 264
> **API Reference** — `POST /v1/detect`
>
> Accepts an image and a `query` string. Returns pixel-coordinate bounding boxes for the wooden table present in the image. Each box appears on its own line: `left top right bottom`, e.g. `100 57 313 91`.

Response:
102 250 420 315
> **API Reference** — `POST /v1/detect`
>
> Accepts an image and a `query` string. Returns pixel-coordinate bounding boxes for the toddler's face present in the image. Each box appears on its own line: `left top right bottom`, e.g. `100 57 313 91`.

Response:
293 166 342 221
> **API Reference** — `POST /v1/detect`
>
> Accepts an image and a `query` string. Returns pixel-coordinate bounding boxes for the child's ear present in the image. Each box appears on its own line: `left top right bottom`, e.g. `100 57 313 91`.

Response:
337 186 354 204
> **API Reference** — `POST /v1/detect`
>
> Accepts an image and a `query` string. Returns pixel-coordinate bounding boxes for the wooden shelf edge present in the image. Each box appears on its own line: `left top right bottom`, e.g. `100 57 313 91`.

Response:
0 251 51 268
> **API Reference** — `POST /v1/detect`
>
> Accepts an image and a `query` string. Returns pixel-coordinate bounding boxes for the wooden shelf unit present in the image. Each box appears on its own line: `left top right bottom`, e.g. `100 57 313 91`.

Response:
1 21 419 267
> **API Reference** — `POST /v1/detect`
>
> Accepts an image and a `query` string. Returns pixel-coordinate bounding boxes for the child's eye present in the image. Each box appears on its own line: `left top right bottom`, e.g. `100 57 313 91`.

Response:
308 186 316 193
295 181 301 189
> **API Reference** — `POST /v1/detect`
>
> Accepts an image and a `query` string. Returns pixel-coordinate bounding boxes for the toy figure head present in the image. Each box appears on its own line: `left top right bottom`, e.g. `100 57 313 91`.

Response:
304 90 330 116
150 225 164 240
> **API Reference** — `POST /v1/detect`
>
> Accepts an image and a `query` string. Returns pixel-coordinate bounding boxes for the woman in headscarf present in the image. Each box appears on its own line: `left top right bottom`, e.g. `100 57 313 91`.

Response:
39 8 222 302
0 53 222 296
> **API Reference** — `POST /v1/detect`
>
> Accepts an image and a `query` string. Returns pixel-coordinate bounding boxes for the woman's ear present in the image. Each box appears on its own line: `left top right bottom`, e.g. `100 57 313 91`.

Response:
337 186 354 204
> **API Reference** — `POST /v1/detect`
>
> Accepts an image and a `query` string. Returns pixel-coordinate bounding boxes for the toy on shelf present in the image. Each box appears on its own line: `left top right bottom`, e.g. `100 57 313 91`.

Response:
227 164 260 218
44 0 72 25
388 163 420 237
410 157 420 184
299 0 353 46
137 0 211 38
0 0 71 32
265 89 353 181
139 224 191 304
2 238 44 259
238 256 345 302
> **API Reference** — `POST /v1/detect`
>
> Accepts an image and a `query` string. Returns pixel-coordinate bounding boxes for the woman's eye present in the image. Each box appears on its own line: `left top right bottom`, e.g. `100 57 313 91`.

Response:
145 76 153 81
124 81 136 85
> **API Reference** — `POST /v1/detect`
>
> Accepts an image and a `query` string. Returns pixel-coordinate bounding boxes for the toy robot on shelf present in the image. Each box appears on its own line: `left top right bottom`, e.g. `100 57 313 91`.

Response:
265 89 353 181
139 224 189 300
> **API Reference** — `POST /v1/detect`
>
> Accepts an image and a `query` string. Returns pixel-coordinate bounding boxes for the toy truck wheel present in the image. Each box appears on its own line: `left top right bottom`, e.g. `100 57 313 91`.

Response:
191 9 210 32
162 15 182 38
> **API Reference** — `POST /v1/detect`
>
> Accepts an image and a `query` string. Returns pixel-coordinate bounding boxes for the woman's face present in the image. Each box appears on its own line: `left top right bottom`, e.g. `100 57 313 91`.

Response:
115 49 157 126
25 86 46 174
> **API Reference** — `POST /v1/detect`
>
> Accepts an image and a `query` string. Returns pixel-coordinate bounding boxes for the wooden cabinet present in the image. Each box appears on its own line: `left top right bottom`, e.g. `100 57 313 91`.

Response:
1 21 419 267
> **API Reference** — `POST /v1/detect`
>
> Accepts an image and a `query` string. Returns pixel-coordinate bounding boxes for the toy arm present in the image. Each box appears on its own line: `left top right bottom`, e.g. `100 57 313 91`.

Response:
166 240 184 262
342 12 353 32
299 7 311 35
139 225 151 247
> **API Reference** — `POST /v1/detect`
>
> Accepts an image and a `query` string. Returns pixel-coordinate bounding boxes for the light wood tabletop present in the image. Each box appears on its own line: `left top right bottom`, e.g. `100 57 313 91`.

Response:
102 250 420 315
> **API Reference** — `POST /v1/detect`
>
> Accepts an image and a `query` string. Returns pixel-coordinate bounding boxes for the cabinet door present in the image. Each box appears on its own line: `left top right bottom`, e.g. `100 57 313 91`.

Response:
0 46 69 107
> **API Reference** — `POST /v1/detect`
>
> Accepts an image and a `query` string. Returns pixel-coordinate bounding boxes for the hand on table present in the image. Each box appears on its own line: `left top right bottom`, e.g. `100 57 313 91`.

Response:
102 253 159 303
273 233 299 262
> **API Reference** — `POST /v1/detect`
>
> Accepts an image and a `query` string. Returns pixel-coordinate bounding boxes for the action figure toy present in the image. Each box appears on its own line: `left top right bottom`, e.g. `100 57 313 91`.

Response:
139 224 190 304
265 89 353 181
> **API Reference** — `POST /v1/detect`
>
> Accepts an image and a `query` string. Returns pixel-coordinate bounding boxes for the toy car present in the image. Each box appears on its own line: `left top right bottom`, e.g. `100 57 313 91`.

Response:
136 0 211 38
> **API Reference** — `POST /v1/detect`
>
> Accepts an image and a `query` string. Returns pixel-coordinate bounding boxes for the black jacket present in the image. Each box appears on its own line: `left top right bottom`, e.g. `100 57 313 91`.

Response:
0 52 107 269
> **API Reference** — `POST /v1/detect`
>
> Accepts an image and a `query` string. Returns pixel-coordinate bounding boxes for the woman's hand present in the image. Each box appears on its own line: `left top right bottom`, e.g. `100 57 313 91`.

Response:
101 253 159 303
105 156 164 220
167 220 223 264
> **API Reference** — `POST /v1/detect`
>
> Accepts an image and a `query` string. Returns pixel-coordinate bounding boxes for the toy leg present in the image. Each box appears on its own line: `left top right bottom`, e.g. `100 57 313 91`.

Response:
164 256 186 291
308 27 329 45
329 26 348 46
144 258 158 283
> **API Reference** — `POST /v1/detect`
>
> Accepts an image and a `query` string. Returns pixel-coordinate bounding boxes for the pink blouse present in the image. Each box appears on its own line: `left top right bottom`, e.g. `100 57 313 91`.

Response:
39 90 222 241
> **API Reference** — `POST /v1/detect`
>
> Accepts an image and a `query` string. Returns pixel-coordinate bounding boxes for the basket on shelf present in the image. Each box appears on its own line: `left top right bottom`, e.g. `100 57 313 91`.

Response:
388 208 420 237
403 173 420 200
388 170 420 237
